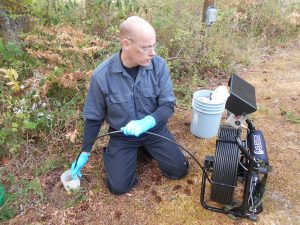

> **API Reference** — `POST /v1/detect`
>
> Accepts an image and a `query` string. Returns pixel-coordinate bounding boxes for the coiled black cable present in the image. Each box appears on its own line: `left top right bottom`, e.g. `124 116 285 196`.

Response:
74 130 211 183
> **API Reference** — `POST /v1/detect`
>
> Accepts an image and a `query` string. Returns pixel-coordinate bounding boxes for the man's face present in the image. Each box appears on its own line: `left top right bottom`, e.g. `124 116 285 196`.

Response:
123 29 156 67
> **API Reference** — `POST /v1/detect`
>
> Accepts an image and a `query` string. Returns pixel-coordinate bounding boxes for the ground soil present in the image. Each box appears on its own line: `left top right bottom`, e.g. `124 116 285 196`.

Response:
5 37 300 224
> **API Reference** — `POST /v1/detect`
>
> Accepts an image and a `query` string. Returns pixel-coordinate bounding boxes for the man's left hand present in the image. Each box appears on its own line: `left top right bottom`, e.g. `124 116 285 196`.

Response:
121 115 156 137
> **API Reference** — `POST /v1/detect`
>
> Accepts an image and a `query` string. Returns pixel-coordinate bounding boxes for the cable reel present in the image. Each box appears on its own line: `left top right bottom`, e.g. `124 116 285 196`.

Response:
200 75 270 221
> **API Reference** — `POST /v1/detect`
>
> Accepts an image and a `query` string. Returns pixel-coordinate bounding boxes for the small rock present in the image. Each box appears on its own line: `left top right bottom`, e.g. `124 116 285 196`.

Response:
273 98 280 106
291 96 297 101
280 110 286 116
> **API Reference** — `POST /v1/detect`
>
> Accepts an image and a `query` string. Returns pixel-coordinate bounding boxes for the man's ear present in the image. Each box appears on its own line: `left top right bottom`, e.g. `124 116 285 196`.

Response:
122 39 130 49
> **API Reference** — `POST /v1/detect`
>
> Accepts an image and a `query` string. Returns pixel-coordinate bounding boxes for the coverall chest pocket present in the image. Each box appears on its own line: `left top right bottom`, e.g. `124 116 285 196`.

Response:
142 87 160 113
107 93 131 119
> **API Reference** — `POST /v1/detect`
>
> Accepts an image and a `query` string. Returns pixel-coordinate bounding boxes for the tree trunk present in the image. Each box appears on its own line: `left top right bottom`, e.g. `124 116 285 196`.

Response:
0 3 32 42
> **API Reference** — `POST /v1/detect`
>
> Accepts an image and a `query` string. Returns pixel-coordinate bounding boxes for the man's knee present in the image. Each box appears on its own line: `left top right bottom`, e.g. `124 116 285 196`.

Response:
108 183 129 195
108 177 137 195
162 160 189 180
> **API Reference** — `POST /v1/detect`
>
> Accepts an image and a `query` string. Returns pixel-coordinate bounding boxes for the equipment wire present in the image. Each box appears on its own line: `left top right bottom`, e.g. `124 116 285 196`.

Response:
74 130 212 183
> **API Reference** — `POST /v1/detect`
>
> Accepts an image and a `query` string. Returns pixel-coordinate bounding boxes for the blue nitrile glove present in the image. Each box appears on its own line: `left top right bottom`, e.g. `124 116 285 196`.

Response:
121 115 156 137
71 152 90 179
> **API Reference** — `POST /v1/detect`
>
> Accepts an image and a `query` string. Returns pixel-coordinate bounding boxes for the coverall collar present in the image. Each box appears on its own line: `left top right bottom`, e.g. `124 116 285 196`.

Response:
112 50 153 74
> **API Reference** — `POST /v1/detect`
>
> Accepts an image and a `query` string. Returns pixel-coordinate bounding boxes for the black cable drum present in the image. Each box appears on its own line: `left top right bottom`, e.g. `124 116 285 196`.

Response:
210 126 241 205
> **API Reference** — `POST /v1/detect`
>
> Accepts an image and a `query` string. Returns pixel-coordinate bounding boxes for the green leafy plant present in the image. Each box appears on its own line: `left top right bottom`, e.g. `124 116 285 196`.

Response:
0 39 38 80
0 92 55 155
0 68 20 92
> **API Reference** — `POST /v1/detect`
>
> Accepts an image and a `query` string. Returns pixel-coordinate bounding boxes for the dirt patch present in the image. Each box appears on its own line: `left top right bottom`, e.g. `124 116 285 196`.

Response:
42 167 79 209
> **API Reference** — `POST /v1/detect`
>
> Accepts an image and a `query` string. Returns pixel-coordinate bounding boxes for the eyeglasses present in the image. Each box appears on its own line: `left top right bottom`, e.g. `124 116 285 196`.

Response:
128 39 157 53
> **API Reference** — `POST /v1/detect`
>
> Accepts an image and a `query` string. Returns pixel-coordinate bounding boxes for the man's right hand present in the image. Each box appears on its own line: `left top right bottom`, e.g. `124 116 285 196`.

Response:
70 152 90 179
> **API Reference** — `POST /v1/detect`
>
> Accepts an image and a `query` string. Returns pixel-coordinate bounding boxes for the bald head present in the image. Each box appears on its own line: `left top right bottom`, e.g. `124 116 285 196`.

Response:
120 16 155 41
120 16 156 67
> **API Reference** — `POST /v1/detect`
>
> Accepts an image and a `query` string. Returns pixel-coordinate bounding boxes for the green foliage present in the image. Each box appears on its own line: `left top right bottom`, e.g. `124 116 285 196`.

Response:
84 0 140 34
280 108 300 124
142 0 299 86
285 111 300 124
0 0 33 14
64 189 86 208
30 0 80 25
30 0 140 35
257 104 269 114
0 87 84 155
173 85 194 108
0 177 45 222
0 92 55 155
0 39 24 62
18 178 44 199
33 158 62 176
0 68 20 92
232 0 297 41
0 39 38 81
0 192 16 222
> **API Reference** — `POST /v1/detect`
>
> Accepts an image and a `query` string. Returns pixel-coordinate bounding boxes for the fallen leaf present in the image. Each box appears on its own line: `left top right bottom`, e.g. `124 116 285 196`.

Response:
155 195 162 204
173 185 182 191
151 190 157 196
184 188 191 196
114 211 122 220
1 157 10 167
187 179 194 185
66 129 78 143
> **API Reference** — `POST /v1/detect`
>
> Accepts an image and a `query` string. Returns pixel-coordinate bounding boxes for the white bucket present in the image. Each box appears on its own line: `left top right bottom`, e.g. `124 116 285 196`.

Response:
190 90 226 138
61 169 80 191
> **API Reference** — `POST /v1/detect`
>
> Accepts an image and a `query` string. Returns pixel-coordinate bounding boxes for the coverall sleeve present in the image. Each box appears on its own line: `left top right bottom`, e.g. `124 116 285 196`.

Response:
151 59 176 125
81 119 102 152
83 74 107 121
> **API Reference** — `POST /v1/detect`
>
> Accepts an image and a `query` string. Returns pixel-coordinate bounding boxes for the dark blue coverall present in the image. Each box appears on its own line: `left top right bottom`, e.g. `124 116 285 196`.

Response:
82 51 188 194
